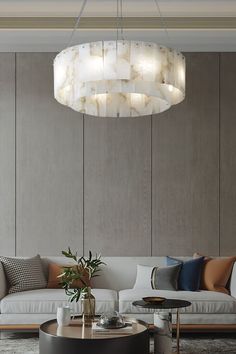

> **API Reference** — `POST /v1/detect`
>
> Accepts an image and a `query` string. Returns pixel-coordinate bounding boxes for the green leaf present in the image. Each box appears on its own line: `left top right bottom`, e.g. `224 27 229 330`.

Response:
61 247 106 302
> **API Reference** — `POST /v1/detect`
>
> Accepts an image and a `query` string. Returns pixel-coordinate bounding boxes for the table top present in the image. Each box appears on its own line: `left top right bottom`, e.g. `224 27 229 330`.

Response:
40 317 148 340
132 298 191 310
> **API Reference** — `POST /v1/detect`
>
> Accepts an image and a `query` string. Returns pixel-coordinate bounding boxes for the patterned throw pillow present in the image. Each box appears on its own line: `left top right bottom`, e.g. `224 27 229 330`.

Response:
0 255 47 294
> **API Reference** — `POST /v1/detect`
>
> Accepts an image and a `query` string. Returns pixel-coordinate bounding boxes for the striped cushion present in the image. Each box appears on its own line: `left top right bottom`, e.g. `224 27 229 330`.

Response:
0 255 47 294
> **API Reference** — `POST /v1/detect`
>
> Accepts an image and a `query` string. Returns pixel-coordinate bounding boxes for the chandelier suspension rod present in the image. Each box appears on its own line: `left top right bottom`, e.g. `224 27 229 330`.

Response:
120 0 125 40
67 0 88 48
116 0 125 42
116 0 119 41
153 0 170 43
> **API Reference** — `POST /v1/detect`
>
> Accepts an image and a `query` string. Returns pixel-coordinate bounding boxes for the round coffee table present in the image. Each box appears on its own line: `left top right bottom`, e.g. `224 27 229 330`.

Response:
39 316 149 354
133 299 191 354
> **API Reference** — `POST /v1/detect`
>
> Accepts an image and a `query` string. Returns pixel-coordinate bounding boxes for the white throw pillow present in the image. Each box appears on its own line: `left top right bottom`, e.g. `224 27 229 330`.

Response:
133 264 154 289
230 262 236 298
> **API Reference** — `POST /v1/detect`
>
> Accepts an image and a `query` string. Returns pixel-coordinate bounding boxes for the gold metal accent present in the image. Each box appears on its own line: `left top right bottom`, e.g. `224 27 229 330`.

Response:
1 17 236 29
176 309 180 354
0 323 235 332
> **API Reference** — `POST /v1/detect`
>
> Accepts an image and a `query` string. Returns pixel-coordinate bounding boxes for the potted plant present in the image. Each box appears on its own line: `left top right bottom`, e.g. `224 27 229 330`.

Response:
58 248 105 325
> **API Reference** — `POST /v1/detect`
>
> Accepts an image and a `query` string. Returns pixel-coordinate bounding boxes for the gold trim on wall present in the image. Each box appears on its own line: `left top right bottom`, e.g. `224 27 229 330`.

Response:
0 17 236 29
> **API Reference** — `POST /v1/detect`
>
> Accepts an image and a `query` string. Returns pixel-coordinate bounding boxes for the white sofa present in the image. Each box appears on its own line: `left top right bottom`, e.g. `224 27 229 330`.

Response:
0 257 235 328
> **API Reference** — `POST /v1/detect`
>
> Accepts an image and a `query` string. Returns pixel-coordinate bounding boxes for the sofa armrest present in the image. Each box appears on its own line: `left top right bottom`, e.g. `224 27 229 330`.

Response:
0 262 7 300
230 262 236 298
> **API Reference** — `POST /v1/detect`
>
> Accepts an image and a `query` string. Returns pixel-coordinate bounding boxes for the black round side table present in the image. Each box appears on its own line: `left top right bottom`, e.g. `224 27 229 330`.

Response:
133 299 191 354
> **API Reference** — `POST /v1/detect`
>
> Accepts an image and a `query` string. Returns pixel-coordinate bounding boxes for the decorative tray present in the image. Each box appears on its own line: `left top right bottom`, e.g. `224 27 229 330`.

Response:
142 296 166 304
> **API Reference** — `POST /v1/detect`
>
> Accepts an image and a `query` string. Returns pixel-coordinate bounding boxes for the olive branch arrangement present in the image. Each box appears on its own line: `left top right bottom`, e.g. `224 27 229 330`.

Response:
58 248 105 302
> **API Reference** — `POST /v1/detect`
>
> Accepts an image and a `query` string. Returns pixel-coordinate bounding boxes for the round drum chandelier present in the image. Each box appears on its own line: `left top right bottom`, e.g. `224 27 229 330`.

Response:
54 1 186 118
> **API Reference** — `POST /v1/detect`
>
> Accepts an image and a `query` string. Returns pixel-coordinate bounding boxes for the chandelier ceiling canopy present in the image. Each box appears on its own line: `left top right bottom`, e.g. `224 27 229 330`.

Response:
54 1 186 118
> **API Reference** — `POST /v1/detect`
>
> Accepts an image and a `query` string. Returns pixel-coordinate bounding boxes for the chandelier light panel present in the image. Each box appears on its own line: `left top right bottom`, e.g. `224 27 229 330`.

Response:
54 0 186 117
54 40 185 117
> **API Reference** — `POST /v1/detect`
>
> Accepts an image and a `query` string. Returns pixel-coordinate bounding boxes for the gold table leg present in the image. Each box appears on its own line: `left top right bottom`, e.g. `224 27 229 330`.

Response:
176 309 180 354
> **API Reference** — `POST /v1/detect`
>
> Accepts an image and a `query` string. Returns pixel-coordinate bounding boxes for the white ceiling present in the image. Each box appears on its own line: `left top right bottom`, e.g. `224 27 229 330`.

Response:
0 0 236 52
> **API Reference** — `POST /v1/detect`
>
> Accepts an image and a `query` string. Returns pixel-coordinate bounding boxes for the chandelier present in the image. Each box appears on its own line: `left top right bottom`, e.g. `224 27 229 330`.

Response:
54 1 185 117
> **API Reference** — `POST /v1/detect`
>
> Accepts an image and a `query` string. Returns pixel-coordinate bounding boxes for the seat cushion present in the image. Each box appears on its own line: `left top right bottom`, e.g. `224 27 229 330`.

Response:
119 288 236 314
1 288 117 314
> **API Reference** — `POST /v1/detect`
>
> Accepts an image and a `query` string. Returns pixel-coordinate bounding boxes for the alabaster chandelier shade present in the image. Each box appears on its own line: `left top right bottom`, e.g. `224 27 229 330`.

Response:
54 40 185 117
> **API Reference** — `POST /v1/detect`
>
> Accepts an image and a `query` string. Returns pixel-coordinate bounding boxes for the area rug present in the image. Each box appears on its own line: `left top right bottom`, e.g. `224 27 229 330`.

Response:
0 333 236 354
151 334 236 354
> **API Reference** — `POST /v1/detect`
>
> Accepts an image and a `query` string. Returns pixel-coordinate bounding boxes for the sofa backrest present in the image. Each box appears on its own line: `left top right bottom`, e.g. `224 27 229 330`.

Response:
0 256 235 298
41 256 236 292
62 257 189 291
42 256 190 290
42 256 169 290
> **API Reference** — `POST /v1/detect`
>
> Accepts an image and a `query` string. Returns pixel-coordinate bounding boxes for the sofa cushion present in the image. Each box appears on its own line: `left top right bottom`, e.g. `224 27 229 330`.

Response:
0 255 47 294
194 253 236 294
47 263 90 289
0 262 7 300
133 265 154 289
152 264 182 291
230 262 236 298
119 288 236 314
1 288 117 314
167 256 204 291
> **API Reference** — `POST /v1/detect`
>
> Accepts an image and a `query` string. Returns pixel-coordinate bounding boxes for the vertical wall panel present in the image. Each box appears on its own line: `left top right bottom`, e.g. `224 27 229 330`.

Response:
220 53 236 255
0 54 15 255
16 53 83 256
0 52 234 258
84 117 151 256
152 53 219 256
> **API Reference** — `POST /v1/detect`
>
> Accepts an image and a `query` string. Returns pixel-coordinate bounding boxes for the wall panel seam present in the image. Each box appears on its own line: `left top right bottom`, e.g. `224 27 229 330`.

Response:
219 52 221 256
82 114 85 257
151 115 153 256
14 52 17 257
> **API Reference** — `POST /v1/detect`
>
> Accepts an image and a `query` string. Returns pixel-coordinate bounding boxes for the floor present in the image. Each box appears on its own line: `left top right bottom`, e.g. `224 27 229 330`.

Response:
0 332 236 354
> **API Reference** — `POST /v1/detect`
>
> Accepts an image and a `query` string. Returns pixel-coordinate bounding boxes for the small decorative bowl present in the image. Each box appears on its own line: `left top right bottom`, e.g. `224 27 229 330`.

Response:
97 311 126 329
142 296 166 304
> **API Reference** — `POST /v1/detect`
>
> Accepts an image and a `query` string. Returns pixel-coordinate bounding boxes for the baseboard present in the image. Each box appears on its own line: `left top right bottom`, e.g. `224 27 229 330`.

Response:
0 324 39 330
177 324 236 332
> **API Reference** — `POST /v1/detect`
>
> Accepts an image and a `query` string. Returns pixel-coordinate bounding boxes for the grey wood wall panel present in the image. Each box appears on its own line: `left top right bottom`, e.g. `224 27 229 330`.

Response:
0 54 15 255
84 117 151 256
220 53 236 255
152 53 219 256
16 53 83 256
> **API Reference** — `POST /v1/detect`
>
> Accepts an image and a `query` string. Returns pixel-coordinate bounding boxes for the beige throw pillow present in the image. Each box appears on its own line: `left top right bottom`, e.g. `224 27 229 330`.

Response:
193 253 236 294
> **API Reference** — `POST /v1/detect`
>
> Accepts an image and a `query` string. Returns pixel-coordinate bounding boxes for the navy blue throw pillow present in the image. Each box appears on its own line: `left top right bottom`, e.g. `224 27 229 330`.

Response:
166 256 204 291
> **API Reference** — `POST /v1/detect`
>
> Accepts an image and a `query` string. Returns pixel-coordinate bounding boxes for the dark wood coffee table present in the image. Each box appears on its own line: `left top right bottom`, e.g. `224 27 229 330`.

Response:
39 316 149 354
133 299 191 354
